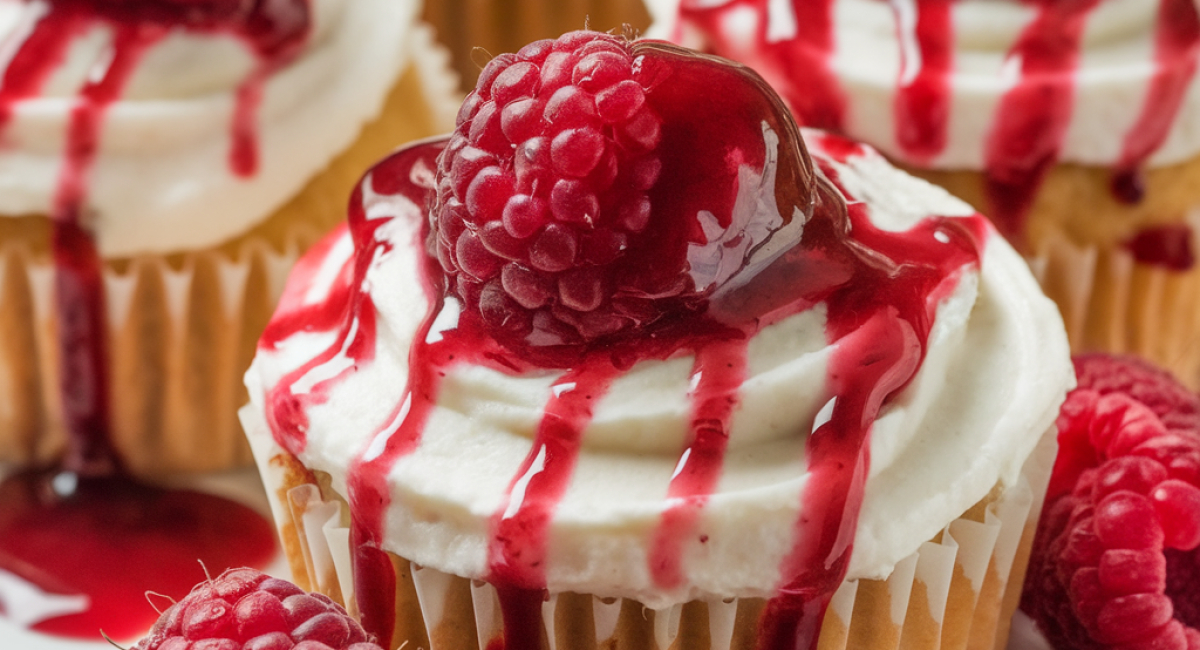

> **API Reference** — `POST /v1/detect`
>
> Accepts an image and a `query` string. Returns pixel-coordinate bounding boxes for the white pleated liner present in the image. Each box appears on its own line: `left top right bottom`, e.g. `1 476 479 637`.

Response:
1029 227 1200 389
256 424 1056 650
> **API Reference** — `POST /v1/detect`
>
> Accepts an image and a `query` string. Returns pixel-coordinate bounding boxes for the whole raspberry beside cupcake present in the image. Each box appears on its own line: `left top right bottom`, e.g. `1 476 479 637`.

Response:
1021 354 1200 650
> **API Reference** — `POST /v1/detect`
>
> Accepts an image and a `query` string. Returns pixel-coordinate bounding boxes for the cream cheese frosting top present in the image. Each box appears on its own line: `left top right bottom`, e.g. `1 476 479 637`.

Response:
242 129 1073 610
0 0 420 257
649 0 1200 172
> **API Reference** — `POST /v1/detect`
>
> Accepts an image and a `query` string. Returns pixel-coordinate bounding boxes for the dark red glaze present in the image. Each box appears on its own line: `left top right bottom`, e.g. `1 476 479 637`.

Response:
677 0 1200 250
1124 224 1196 271
0 469 277 641
0 0 309 640
260 57 987 649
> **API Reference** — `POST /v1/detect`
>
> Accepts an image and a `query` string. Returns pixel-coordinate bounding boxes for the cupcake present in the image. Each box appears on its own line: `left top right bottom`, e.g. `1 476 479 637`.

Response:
0 0 460 477
241 32 1073 650
651 0 1200 388
1015 354 1200 650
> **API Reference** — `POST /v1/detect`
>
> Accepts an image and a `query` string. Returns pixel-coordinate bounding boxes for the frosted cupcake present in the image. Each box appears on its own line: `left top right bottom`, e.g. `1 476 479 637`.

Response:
0 0 459 477
242 32 1072 650
651 0 1200 388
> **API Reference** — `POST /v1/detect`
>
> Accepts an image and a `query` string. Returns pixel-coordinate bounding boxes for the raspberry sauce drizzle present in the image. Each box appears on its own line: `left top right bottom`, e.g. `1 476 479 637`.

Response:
678 0 1200 259
982 0 1099 244
891 0 953 164
1115 0 1200 186
0 0 311 640
649 339 748 589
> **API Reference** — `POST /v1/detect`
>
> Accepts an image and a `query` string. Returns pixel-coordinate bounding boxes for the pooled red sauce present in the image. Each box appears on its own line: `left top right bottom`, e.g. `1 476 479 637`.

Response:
0 0 310 641
0 470 277 641
259 50 988 649
678 0 1200 254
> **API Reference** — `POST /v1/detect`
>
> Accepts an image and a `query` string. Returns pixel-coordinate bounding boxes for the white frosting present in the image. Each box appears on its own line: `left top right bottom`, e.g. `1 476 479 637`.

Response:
650 0 1200 170
0 0 422 257
242 135 1072 609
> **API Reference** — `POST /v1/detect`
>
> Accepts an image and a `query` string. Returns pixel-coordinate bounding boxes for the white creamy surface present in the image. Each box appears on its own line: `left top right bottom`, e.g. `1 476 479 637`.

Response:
0 0 419 257
650 0 1200 170
242 136 1073 608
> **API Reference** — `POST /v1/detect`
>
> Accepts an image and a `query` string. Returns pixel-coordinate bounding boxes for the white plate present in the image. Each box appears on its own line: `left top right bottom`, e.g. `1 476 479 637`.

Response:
0 468 289 649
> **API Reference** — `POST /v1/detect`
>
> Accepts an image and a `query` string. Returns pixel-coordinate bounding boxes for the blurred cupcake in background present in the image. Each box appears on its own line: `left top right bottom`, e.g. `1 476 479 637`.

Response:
423 0 651 89
651 0 1200 387
242 31 1073 650
0 0 459 478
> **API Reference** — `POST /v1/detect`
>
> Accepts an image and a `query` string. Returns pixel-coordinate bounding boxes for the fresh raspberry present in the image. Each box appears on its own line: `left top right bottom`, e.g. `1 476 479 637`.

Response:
1021 355 1200 650
1073 353 1200 437
430 30 814 351
132 568 382 650
431 30 671 347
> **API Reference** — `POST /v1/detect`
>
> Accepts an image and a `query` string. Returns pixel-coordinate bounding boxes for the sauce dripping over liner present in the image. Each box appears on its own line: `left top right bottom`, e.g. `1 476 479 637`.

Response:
262 42 988 649
0 0 310 640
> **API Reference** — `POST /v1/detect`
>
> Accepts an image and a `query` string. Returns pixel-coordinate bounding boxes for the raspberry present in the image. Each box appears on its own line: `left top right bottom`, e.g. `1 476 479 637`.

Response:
132 568 381 650
1021 355 1200 650
431 31 669 346
429 31 809 350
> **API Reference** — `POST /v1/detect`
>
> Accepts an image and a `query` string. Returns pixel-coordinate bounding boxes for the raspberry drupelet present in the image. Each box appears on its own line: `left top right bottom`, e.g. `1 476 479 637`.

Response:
131 568 382 650
1022 354 1200 650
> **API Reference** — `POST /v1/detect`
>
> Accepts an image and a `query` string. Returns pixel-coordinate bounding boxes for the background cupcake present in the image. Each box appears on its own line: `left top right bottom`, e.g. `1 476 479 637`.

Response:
242 32 1073 650
651 0 1200 388
422 0 651 88
0 0 459 477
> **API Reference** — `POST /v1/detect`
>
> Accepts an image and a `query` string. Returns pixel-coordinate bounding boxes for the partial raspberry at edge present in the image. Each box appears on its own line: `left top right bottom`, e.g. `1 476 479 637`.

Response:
1021 355 1200 650
132 568 382 650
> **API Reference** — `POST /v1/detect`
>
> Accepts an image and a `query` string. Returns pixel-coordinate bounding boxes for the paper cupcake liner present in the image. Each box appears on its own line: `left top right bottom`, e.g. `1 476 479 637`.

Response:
1029 230 1200 389
251 426 1057 650
0 26 459 477
422 0 653 91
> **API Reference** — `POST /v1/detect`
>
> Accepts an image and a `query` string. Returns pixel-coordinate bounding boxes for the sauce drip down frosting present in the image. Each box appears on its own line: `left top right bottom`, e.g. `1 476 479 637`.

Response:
246 35 1072 649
